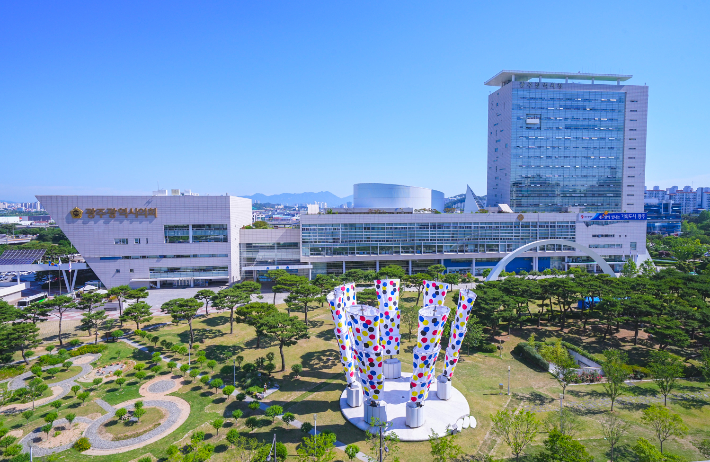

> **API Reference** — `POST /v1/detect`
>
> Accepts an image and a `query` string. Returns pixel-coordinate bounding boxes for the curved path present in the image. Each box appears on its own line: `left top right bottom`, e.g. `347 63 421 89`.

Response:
82 374 190 455
19 416 93 457
1 354 101 414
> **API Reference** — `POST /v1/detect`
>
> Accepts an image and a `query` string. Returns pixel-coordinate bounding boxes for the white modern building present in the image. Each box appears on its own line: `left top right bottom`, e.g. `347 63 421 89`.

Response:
353 183 445 212
37 194 251 289
300 210 647 277
485 71 648 213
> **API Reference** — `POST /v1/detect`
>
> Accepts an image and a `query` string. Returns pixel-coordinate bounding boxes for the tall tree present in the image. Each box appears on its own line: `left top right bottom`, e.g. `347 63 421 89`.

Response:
548 278 580 331
161 298 202 345
311 274 339 307
539 339 578 399
7 323 41 364
533 428 593 462
641 404 688 454
18 301 51 325
194 289 216 316
601 349 628 411
266 269 290 304
80 310 109 344
76 292 106 336
236 302 278 348
490 409 541 462
262 312 309 371
600 412 629 462
284 283 321 327
648 350 684 406
212 281 260 334
107 285 131 326
273 274 307 314
45 295 76 346
120 301 153 329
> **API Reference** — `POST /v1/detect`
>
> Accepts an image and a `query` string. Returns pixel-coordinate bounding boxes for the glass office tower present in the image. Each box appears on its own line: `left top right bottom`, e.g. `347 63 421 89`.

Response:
485 71 648 213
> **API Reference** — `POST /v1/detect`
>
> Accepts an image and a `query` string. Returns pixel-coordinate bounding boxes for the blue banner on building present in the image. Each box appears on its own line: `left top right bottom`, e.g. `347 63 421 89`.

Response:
578 212 647 221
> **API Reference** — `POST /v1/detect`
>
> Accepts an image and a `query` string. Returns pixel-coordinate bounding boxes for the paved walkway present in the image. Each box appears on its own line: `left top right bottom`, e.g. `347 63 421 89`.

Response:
1 354 100 414
19 416 94 457
82 374 190 455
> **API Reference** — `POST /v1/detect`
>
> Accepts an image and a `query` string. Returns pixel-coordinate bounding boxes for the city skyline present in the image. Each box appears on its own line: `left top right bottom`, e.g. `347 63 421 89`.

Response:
2 2 709 202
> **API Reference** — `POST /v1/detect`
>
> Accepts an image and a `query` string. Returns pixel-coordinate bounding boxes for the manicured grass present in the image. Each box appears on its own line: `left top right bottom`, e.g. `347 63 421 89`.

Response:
102 407 165 440
11 288 710 461
44 365 83 384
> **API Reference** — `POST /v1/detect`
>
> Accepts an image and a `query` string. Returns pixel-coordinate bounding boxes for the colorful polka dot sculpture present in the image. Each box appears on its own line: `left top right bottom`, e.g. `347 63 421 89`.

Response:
335 282 358 307
416 306 451 351
422 280 450 307
442 289 478 380
327 291 357 385
375 278 401 356
346 304 385 401
409 346 441 403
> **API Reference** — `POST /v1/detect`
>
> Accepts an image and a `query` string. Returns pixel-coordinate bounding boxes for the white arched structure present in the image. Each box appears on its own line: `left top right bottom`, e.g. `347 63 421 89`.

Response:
485 239 617 281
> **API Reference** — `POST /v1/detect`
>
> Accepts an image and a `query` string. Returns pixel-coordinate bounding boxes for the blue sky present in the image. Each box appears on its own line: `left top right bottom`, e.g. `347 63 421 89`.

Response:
1 1 708 202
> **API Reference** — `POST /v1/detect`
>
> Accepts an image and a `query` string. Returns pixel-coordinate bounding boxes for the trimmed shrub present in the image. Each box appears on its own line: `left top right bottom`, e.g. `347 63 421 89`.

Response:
69 344 107 357
513 342 550 371
476 343 498 354
73 437 91 452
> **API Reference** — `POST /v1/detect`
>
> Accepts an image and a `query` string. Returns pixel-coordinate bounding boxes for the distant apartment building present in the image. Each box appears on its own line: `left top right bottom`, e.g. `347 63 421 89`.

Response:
644 186 710 215
486 71 648 213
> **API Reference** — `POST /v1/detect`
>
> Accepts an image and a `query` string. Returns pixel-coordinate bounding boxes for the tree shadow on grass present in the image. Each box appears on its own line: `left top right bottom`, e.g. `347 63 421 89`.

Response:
673 395 709 410
243 336 275 350
214 443 229 454
300 350 340 380
178 328 224 344
201 315 230 328
518 391 555 406
315 329 335 342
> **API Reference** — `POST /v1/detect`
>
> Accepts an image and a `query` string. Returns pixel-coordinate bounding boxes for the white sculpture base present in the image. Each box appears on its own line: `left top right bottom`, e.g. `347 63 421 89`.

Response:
383 358 401 379
347 384 363 408
339 373 471 441
364 399 387 425
405 402 425 428
436 375 452 401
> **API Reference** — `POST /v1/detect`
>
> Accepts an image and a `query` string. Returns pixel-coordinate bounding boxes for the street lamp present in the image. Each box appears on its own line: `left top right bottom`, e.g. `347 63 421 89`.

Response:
313 414 317 435
266 433 276 461
233 357 236 387
507 366 511 396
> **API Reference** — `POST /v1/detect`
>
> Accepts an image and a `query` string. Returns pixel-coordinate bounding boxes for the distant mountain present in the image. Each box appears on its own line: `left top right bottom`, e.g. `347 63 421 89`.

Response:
240 191 353 206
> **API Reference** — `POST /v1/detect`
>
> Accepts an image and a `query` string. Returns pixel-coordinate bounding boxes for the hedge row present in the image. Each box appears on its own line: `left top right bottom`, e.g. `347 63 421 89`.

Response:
69 344 107 357
513 342 549 371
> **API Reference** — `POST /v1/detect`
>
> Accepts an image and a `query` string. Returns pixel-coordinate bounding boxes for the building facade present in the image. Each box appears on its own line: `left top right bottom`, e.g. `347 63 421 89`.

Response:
38 195 251 289
485 71 648 213
300 211 647 276
644 200 681 235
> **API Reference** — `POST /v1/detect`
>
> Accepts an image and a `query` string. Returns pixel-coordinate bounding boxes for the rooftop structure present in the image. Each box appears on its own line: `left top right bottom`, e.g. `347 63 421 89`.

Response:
485 70 633 87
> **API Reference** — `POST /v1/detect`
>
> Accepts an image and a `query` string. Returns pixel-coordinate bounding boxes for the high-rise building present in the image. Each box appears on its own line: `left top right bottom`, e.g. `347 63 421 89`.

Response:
485 71 648 213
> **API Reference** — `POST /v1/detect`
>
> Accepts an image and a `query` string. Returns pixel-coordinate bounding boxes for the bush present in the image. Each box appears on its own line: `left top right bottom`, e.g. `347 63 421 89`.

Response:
301 422 313 433
477 343 498 354
242 363 257 373
246 386 262 396
69 344 107 357
630 365 651 380
248 401 261 410
8 454 30 462
37 354 65 366
513 342 550 371
291 363 303 375
236 392 247 401
73 437 91 452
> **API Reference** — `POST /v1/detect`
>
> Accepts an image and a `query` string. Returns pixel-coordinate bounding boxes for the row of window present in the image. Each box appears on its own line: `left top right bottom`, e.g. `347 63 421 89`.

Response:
164 224 228 243
114 238 148 245
148 266 229 278
100 254 228 260
302 242 585 257
589 243 623 249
